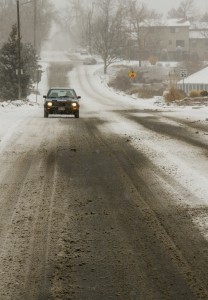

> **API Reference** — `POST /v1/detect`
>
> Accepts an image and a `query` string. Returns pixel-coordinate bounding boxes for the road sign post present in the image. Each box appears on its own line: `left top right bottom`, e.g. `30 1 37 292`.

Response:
35 69 42 103
180 69 188 92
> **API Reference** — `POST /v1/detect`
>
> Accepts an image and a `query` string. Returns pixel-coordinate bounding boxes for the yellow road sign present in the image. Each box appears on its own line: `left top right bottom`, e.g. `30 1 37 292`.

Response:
128 71 137 79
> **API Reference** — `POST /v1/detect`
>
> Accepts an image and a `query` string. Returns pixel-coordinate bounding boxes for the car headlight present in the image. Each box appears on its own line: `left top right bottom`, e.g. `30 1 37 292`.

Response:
71 102 77 107
47 102 52 107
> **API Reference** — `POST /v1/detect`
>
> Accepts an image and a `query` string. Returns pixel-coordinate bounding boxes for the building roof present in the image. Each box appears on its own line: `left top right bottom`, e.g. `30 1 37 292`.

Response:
165 18 190 27
141 18 190 27
178 66 208 84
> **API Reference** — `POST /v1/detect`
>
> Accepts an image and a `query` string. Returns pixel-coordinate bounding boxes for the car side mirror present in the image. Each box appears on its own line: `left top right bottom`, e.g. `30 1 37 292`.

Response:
77 96 81 99
43 95 46 99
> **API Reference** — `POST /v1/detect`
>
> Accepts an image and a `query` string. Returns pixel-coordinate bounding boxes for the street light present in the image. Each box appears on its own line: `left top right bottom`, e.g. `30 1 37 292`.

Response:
16 0 37 99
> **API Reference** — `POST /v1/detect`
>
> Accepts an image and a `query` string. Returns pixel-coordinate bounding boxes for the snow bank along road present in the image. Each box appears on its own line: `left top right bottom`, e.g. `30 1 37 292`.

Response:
0 57 208 299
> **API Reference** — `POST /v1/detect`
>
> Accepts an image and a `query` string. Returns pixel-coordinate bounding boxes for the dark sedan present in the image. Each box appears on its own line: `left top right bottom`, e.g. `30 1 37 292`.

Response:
43 88 81 118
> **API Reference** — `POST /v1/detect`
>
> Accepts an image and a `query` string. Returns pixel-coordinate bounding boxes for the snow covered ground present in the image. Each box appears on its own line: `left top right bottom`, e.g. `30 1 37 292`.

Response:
0 51 208 240
88 64 208 240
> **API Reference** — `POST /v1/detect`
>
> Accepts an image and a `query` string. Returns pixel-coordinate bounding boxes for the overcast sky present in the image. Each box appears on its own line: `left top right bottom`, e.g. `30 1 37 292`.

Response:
51 0 208 14
144 0 207 14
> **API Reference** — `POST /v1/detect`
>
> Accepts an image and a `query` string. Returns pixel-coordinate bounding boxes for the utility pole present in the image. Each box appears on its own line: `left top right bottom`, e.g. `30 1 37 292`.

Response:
33 0 37 49
16 0 35 99
17 0 22 99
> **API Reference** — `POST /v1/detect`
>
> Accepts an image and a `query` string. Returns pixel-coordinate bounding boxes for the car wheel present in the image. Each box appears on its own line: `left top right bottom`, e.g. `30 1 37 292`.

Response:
44 110 48 118
74 110 79 118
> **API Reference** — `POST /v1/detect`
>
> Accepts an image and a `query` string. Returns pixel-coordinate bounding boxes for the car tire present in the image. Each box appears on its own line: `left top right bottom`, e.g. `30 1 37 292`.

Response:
44 110 48 118
74 110 79 118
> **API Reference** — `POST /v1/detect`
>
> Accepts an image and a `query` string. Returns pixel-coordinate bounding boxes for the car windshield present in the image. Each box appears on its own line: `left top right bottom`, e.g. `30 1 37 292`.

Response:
48 89 76 99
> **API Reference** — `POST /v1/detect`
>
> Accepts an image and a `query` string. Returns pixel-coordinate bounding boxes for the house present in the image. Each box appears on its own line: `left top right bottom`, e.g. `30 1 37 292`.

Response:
128 19 208 62
136 18 190 61
177 66 208 94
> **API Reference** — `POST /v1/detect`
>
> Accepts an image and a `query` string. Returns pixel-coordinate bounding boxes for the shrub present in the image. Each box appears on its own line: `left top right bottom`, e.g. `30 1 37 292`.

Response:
189 90 200 98
164 87 186 102
108 73 131 91
0 24 38 100
200 90 208 97
148 55 158 65
137 88 164 98
108 66 167 99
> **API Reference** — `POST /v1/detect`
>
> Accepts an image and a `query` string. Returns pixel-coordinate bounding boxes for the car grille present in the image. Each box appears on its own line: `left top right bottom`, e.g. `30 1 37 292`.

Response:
52 101 67 107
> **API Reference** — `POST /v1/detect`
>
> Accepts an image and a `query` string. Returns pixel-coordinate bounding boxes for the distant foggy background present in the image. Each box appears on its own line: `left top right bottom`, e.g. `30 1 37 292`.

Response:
143 0 207 14
51 0 208 14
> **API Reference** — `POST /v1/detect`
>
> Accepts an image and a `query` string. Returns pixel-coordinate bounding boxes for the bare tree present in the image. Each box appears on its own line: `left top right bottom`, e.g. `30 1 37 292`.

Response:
0 0 16 46
201 13 208 22
21 0 55 52
59 0 86 47
85 3 95 54
167 0 197 21
91 0 126 74
127 0 161 66
0 0 54 52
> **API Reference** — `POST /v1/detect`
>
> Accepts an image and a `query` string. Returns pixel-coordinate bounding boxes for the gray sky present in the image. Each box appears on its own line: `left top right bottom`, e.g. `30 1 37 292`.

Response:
51 0 208 15
143 0 207 14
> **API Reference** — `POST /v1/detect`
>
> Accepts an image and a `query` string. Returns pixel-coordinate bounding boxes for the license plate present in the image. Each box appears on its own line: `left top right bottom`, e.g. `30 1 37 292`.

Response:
58 107 65 111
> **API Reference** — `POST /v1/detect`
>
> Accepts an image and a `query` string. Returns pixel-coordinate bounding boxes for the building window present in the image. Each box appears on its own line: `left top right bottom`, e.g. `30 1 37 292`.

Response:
176 40 185 47
170 27 179 33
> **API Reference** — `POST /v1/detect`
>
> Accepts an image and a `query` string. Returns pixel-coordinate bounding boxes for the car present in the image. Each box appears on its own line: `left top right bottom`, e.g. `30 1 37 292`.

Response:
43 87 81 118
80 49 88 55
83 57 97 65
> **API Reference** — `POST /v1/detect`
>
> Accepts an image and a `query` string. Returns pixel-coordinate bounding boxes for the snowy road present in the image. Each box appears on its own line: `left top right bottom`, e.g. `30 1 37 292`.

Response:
0 54 208 299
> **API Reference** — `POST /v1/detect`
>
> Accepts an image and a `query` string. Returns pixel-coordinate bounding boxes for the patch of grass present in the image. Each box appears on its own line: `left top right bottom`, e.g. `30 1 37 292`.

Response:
108 71 132 92
164 87 186 102
189 90 200 98
200 90 208 97
137 88 164 98
108 70 164 98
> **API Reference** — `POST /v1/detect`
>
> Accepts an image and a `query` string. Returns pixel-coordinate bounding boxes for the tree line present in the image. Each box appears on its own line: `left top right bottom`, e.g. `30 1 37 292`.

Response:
0 0 54 51
0 0 207 100
0 0 54 100
59 0 208 73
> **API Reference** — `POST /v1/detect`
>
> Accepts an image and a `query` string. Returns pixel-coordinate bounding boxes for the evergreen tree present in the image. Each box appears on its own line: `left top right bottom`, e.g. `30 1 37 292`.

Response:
0 24 38 100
